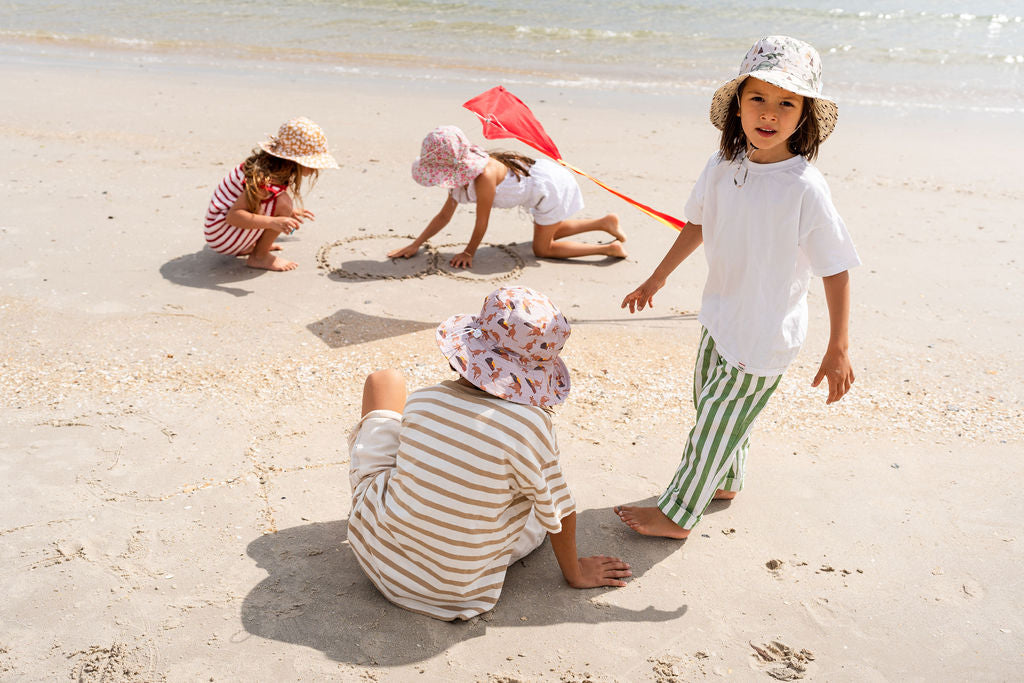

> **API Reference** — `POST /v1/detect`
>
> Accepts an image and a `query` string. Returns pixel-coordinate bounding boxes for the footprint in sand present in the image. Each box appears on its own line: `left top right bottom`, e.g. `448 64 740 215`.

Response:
749 640 815 681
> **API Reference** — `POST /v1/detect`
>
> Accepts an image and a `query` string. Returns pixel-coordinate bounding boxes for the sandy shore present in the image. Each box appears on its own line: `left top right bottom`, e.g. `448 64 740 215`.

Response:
1 54 1022 682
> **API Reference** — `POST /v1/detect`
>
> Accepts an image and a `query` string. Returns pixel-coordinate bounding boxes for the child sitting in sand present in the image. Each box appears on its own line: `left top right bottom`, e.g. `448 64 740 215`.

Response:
203 117 338 271
617 36 860 539
387 125 627 269
346 286 631 620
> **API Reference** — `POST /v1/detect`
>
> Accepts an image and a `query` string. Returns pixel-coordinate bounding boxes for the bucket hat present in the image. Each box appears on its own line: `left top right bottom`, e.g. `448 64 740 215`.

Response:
710 36 838 142
259 117 340 169
412 125 489 189
436 286 571 407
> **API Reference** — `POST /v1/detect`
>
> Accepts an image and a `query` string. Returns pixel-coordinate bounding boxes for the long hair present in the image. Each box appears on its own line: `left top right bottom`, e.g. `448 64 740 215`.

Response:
719 80 822 162
488 150 536 179
240 149 317 211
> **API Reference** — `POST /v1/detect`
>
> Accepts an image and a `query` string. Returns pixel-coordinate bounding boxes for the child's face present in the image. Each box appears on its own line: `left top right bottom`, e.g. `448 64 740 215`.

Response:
737 79 804 164
299 165 314 177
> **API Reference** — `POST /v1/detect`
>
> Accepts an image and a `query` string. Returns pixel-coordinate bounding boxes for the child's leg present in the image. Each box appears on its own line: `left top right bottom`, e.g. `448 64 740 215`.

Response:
617 329 780 537
247 193 297 272
532 220 627 260
550 214 626 242
361 368 407 416
348 370 407 499
693 330 745 500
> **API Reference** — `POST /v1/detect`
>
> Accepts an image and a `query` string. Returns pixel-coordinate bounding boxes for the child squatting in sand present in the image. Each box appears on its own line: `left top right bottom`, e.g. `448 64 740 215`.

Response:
388 125 627 269
204 117 338 272
346 286 631 620
617 36 861 539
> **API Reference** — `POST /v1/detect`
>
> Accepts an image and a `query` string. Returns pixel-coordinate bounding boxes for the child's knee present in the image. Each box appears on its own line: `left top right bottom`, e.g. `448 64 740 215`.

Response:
272 192 294 217
365 369 404 392
362 369 407 415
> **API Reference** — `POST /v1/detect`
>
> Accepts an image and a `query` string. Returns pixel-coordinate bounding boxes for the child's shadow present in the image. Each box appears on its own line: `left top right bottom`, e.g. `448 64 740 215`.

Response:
240 506 685 666
159 248 267 297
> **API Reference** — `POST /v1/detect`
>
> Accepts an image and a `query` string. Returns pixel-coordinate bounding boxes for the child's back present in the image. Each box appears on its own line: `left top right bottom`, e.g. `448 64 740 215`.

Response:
348 379 571 620
347 286 630 620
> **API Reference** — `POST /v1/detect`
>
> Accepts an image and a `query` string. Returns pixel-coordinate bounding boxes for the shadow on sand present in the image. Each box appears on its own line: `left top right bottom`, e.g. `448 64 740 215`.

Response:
241 506 686 666
307 309 436 348
159 248 268 297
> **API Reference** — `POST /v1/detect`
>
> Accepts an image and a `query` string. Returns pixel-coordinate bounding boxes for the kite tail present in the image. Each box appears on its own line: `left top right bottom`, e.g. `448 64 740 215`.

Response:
558 161 686 232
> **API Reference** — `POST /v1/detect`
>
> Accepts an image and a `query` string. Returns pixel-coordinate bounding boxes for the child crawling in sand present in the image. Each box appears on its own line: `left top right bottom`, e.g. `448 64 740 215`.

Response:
203 117 338 271
346 286 631 620
389 125 627 269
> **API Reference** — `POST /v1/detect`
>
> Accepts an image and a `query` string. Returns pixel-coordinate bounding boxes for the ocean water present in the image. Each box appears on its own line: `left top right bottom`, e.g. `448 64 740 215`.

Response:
2 0 1022 113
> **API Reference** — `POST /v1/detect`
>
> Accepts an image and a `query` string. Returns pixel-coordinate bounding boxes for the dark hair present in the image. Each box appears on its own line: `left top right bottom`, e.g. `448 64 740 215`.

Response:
240 149 318 212
488 150 535 179
719 80 822 162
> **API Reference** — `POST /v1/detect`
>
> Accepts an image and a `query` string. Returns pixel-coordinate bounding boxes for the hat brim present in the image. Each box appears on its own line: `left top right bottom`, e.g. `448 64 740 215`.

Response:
411 155 488 190
259 142 340 169
709 74 838 142
436 313 570 407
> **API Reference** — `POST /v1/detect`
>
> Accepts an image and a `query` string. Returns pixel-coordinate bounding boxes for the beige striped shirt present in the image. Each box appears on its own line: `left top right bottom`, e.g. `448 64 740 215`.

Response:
347 381 575 620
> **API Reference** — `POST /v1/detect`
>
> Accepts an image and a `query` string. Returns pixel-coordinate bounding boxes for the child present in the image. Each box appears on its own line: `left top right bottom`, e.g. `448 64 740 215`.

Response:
203 117 338 272
617 36 860 539
388 125 627 268
346 286 631 620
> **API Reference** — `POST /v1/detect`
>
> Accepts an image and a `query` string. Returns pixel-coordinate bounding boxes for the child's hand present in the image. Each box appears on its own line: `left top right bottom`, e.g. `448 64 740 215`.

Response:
812 346 855 404
293 208 315 222
387 243 420 259
568 555 631 589
621 277 665 313
449 251 473 269
272 215 302 235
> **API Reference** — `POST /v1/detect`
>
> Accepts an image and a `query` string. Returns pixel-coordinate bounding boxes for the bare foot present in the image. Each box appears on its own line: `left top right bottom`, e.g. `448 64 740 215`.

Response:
713 489 737 500
604 240 628 259
602 213 626 242
247 253 298 271
614 505 690 539
239 243 283 256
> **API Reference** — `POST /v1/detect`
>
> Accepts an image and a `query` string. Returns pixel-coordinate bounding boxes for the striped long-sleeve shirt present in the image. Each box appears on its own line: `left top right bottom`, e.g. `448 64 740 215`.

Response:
347 381 576 621
203 164 286 255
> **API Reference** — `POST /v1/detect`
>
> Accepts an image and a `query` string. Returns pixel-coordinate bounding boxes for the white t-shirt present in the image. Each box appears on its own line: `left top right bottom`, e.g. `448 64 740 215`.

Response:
685 152 860 376
450 158 584 226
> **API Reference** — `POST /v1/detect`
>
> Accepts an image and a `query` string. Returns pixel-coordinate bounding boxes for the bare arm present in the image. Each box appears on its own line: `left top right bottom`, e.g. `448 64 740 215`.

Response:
621 222 703 313
812 270 855 403
450 161 501 269
225 192 302 234
548 511 631 589
387 195 458 259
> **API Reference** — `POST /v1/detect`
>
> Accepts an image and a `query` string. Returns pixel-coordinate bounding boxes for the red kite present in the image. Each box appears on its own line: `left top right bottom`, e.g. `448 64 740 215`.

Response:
463 86 687 231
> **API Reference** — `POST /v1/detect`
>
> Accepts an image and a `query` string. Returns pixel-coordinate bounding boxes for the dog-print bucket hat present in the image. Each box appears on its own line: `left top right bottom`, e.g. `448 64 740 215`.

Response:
436 286 571 407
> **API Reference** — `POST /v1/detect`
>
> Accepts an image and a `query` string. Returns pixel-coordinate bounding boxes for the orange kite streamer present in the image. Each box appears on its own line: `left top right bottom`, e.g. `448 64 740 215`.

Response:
463 86 687 231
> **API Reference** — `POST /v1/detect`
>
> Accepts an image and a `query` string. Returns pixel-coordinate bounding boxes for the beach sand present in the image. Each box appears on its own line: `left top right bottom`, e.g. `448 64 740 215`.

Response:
1 57 1022 681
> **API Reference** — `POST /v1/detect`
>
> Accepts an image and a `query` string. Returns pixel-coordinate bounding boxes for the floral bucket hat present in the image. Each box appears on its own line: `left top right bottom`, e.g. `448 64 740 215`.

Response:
436 286 571 407
412 125 489 189
259 117 340 169
710 35 838 142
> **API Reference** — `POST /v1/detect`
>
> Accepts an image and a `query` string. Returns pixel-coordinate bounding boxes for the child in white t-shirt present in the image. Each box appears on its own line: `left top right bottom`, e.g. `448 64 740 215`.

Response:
617 36 860 539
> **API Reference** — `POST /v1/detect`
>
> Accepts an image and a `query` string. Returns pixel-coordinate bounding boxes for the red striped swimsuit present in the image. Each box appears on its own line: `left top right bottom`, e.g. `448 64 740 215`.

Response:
204 164 288 255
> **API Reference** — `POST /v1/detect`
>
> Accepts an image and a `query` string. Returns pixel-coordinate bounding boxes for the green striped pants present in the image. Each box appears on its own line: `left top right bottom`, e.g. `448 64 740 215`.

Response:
658 327 782 530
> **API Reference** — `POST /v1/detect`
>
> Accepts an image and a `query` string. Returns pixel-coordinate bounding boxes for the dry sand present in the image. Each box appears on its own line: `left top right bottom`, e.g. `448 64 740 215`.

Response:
1 57 1022 681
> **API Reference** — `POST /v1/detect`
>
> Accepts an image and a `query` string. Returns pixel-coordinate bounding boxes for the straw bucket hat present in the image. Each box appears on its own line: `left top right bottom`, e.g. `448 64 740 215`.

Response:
259 117 339 169
411 125 489 189
436 286 571 407
710 36 838 142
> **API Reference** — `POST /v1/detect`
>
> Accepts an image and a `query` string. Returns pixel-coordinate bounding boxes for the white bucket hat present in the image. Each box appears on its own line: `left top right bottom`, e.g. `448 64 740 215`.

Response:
710 36 838 142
